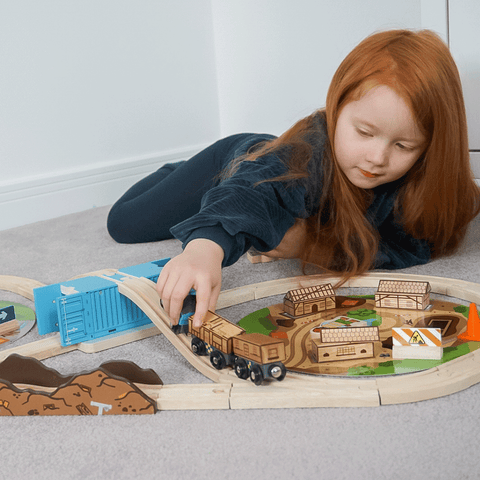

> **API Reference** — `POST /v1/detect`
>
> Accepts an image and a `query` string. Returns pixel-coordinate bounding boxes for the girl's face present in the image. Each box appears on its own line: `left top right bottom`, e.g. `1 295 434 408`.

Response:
334 85 426 189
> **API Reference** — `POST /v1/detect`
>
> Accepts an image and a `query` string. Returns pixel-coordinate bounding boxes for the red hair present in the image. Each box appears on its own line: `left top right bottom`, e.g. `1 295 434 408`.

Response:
327 29 480 258
226 30 480 283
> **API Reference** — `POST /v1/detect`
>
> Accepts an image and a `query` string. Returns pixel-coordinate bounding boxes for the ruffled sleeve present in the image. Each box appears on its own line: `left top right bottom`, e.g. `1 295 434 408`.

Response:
170 154 310 266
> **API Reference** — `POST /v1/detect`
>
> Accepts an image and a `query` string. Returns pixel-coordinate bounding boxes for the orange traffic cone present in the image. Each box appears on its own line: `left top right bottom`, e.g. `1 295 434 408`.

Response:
458 303 480 342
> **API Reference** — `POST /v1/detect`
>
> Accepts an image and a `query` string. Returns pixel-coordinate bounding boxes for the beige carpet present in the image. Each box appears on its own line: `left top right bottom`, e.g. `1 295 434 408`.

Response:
1 205 480 480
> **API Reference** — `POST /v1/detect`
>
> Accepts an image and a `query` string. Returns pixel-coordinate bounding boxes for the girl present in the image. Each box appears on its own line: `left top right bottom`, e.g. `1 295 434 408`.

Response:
107 29 480 328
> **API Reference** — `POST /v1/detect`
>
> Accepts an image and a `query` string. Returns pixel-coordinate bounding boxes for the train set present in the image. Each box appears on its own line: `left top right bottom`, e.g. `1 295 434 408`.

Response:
32 258 287 385
2 258 480 409
29 256 479 386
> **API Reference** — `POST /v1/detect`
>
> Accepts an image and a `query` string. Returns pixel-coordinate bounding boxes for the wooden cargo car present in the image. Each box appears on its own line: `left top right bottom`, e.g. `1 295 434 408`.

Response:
189 311 244 359
233 333 287 384
233 333 286 365
188 312 287 384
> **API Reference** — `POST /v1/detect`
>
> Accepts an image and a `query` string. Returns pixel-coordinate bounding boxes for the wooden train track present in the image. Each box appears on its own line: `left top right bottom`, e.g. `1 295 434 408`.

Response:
1 271 480 409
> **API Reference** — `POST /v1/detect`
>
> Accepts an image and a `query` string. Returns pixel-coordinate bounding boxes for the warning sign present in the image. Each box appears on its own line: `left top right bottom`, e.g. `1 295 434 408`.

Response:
392 327 442 347
409 330 426 345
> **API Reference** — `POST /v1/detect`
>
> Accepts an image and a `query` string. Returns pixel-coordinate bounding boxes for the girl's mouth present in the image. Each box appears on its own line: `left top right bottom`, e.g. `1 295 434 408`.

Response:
359 168 378 178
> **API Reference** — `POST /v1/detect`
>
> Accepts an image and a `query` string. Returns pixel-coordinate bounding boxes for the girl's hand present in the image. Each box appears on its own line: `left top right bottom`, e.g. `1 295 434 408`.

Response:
156 238 224 328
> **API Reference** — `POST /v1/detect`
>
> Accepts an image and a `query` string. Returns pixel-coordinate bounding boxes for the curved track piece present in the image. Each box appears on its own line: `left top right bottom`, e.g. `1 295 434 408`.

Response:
114 276 241 384
0 275 45 301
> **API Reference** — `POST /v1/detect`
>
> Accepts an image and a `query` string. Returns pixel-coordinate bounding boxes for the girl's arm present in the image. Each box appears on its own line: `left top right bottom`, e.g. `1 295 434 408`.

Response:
170 154 311 267
162 151 320 326
156 238 224 328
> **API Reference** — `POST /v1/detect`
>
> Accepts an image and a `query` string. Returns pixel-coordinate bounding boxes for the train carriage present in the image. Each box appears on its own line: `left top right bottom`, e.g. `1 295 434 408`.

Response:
187 312 287 385
233 333 287 384
188 311 244 369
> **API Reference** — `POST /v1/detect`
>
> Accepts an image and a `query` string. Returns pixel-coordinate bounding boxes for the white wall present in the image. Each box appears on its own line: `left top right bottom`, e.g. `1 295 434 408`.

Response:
0 0 220 230
211 0 422 136
1 1 427 231
449 0 480 181
421 0 480 183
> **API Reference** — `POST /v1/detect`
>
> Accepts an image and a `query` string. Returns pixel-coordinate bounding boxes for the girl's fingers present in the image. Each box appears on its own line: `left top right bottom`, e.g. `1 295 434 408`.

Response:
157 268 174 303
156 265 170 302
192 282 211 328
156 268 186 324
168 284 192 324
156 240 223 328
208 283 221 314
192 278 222 327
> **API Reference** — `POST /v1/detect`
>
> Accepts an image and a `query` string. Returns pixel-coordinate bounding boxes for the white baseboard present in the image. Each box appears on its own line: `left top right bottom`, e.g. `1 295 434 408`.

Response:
471 151 480 179
471 151 480 187
0 144 207 232
2 147 479 232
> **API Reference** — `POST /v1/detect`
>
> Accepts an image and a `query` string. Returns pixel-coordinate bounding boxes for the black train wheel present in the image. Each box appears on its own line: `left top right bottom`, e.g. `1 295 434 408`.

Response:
234 358 249 379
210 351 226 370
249 365 264 385
268 363 287 381
191 337 206 356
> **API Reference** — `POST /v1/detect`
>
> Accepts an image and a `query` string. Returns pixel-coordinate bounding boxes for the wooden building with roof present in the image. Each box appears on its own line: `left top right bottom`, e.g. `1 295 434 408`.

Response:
311 326 380 363
283 283 336 317
375 280 431 310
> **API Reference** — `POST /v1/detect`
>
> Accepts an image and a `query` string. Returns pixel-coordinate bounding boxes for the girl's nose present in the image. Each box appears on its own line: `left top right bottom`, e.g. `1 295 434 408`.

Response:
367 144 389 166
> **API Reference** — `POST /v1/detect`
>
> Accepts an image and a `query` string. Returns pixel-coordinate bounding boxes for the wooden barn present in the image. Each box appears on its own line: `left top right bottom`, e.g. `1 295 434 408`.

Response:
375 280 431 310
283 284 336 317
311 326 380 363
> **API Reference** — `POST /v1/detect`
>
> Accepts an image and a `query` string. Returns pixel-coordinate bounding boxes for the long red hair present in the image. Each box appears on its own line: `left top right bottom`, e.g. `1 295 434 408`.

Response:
226 29 480 282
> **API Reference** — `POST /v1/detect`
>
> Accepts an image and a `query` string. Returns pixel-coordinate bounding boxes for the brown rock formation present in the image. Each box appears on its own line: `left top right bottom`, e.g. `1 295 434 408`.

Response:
0 355 160 416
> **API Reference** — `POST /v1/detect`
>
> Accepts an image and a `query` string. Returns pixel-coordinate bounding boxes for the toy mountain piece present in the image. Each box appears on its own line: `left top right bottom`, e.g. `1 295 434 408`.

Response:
458 303 480 342
0 354 161 416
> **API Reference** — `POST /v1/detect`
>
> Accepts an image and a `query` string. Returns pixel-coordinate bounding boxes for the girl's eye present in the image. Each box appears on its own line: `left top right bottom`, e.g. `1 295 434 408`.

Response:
356 128 372 137
396 143 414 151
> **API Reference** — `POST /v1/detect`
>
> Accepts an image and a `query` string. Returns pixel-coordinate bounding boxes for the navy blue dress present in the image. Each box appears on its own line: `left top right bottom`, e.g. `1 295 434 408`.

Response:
107 115 431 270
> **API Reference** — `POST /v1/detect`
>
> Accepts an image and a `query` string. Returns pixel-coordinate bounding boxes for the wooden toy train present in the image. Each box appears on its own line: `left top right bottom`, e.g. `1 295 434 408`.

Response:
179 309 287 385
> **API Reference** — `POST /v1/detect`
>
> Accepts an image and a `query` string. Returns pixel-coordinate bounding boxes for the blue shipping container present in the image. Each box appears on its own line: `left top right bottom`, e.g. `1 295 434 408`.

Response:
34 258 169 346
